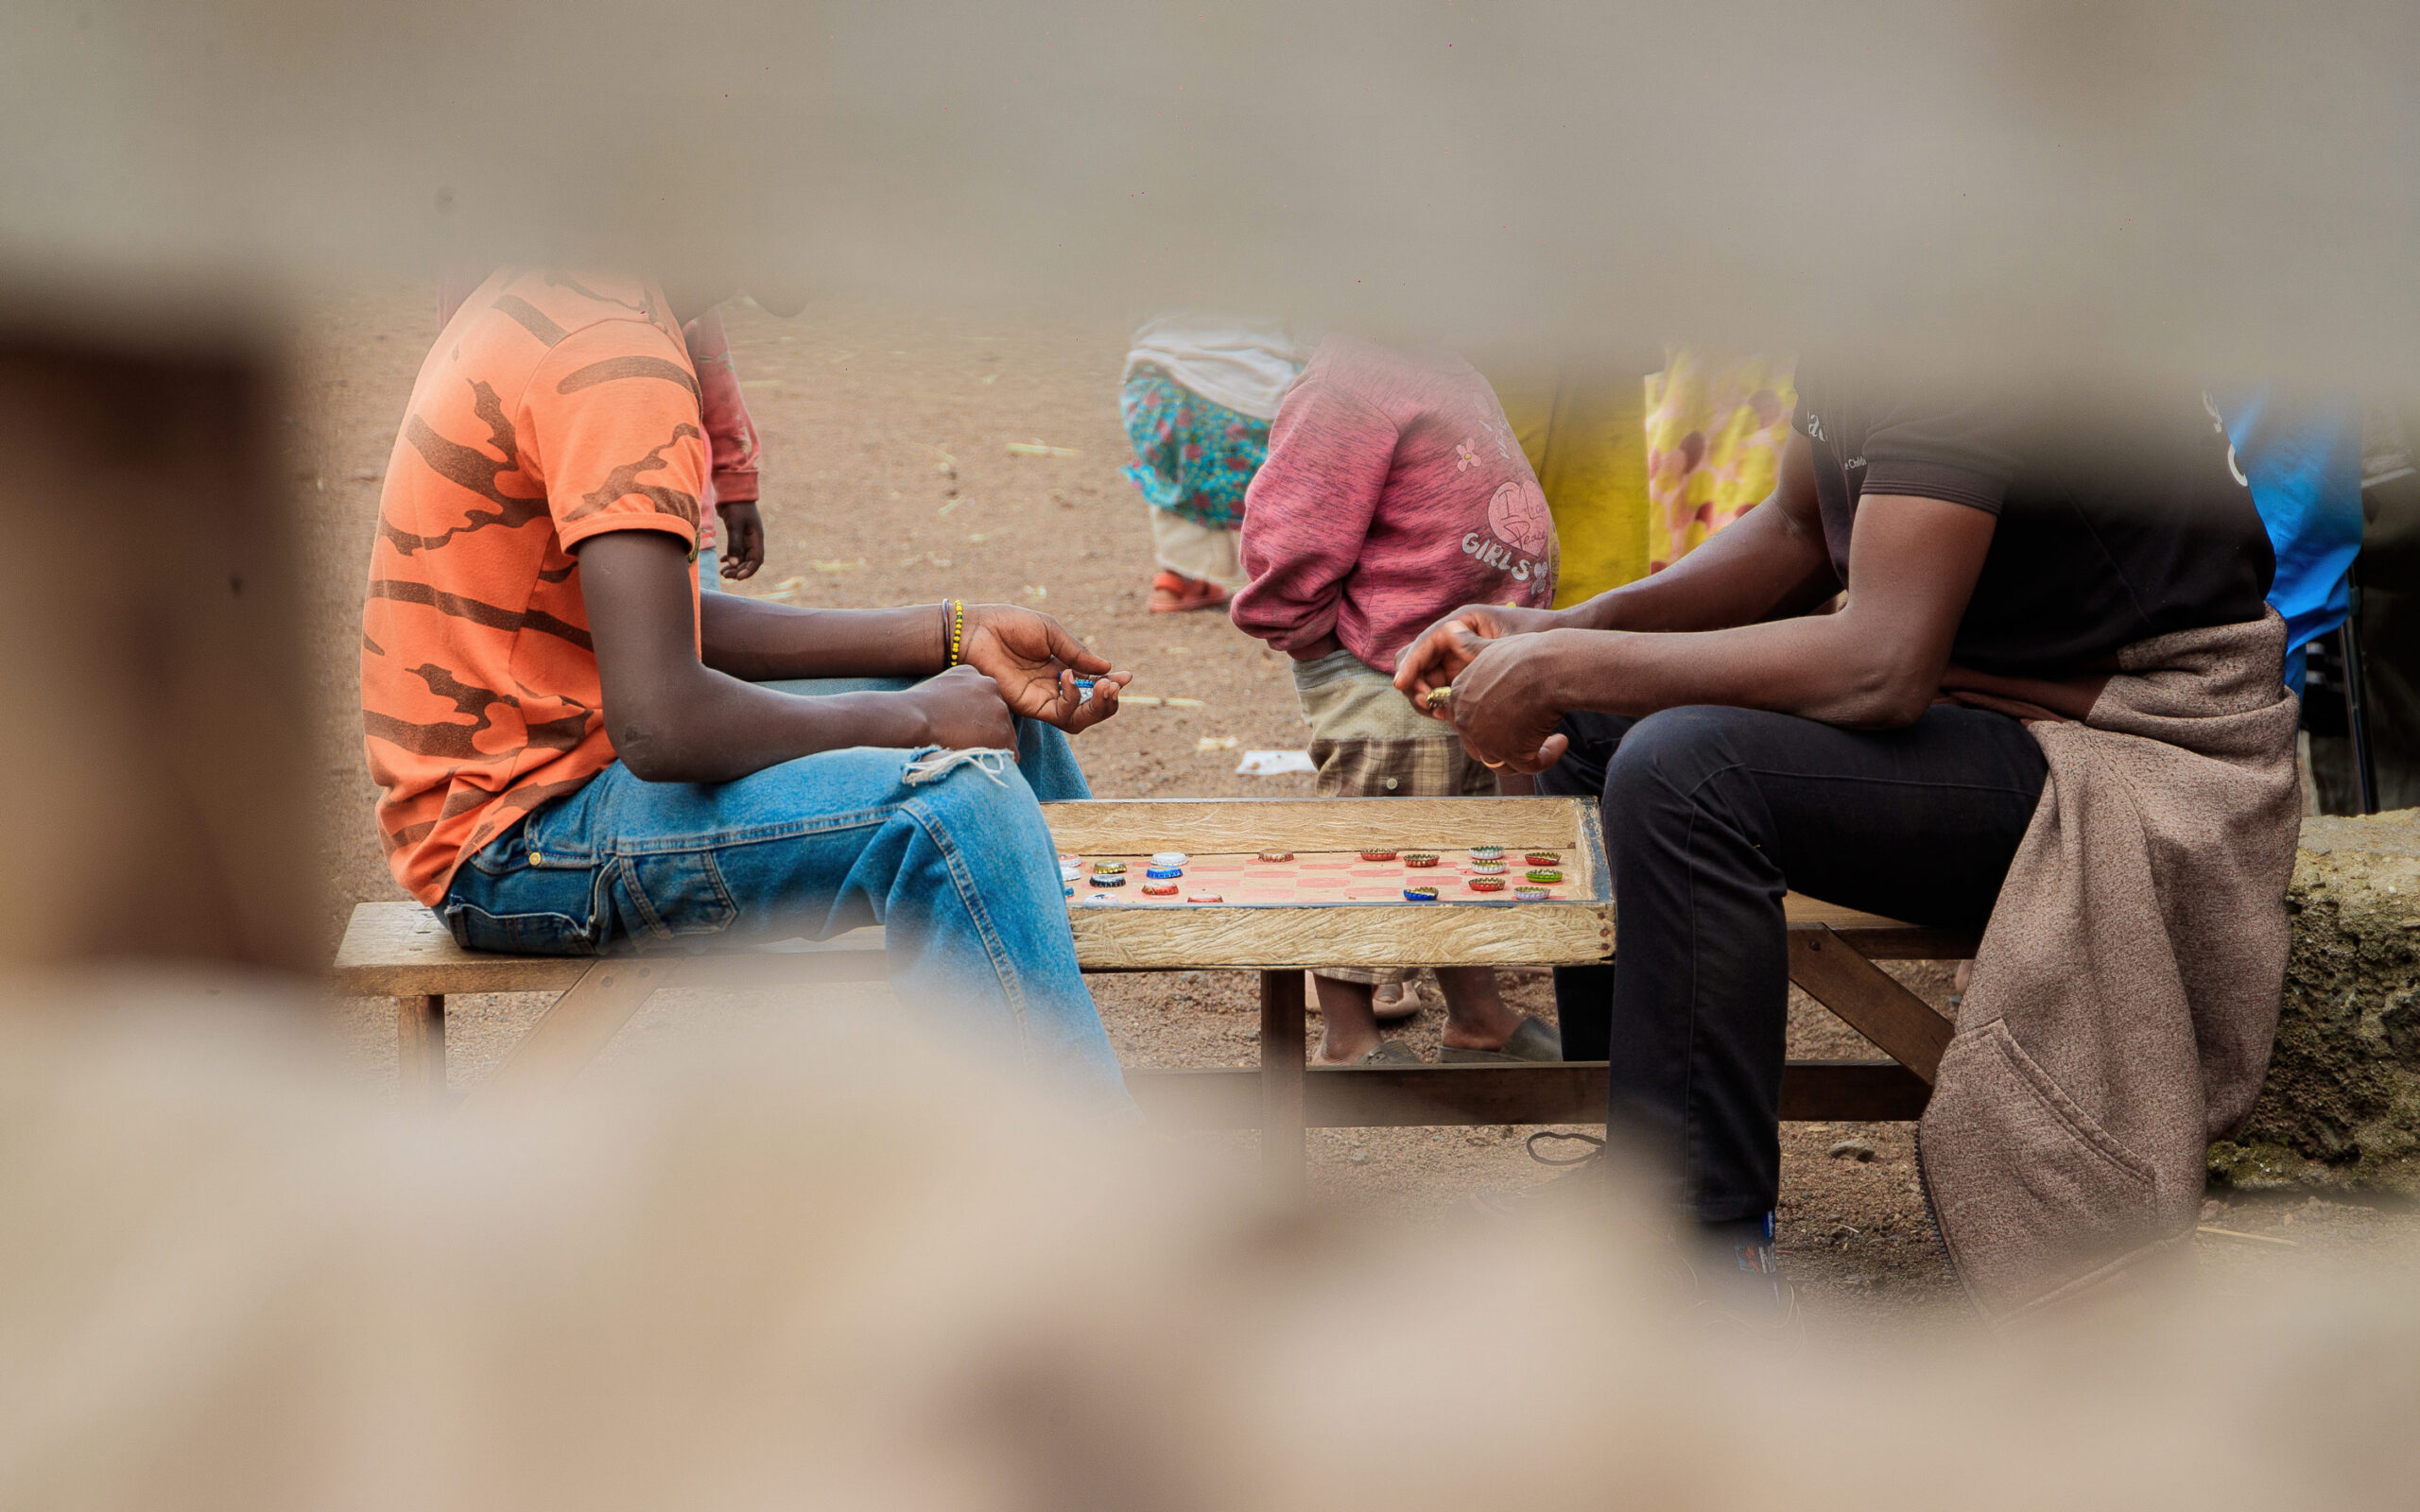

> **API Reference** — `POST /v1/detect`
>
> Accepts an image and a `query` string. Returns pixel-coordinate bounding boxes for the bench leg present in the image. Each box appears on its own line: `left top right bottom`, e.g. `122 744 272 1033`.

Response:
397 994 446 1100
1259 968 1307 1194
1787 923 1954 1084
460 957 669 1108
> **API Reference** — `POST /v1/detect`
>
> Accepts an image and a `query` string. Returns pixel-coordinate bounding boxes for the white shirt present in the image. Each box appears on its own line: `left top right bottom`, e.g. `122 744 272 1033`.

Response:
1122 314 1305 421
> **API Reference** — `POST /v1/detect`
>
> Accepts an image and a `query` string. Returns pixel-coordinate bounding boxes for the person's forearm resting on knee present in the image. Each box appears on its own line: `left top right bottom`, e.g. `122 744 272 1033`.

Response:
577 530 1130 784
1392 432 1996 768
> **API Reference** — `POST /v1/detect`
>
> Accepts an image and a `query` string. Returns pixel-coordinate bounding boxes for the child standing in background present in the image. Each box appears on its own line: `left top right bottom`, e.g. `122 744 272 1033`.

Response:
1120 315 1304 612
1232 335 1564 1067
435 274 767 589
681 305 765 590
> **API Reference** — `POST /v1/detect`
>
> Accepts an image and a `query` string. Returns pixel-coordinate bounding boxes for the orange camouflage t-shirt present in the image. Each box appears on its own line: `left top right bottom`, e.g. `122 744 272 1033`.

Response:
362 269 705 904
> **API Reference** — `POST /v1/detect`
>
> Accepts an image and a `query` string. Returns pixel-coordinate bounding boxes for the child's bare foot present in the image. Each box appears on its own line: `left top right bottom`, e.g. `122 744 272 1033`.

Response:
1371 977 1428 1023
1148 570 1231 613
1309 973 1383 1064
1432 966 1532 1053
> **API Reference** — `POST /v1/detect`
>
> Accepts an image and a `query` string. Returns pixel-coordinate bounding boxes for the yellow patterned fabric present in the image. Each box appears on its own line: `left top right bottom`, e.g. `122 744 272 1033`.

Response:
1644 350 1796 572
1490 363 1651 607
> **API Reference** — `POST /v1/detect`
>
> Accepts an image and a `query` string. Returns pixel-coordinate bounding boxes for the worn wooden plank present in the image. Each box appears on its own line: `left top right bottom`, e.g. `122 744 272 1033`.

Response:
1786 924 1956 1083
1776 1059 1935 1120
396 994 446 1100
1042 796 1595 860
335 903 589 996
340 878 1965 995
335 903 890 997
1070 901 1612 971
1783 897 1980 960
1259 969 1308 1192
1122 1058 1932 1128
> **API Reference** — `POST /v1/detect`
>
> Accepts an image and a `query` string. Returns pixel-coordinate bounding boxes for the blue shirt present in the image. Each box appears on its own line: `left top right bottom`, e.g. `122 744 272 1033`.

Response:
2218 388 2362 696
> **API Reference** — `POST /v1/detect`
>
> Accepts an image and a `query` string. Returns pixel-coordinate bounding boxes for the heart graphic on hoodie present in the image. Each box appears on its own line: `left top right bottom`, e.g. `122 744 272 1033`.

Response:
1487 481 1551 557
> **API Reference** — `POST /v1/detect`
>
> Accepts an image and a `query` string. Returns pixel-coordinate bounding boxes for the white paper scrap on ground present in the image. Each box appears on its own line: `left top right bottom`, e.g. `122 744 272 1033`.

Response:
1236 749 1317 776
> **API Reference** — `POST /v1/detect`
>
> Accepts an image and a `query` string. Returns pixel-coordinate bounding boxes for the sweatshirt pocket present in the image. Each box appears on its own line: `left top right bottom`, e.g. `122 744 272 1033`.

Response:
1922 1021 2165 1309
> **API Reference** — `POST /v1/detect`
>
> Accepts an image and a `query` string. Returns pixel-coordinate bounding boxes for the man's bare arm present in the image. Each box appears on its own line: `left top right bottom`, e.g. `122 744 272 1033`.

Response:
1395 432 1837 704
578 531 1127 783
1443 492 1997 771
697 590 949 681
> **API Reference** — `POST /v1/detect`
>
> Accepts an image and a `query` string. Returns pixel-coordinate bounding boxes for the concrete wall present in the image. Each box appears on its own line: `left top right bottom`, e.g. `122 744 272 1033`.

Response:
2210 810 2420 1194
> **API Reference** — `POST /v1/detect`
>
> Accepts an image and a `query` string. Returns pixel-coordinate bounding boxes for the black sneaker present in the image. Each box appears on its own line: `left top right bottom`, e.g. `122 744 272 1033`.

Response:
1684 1212 1804 1345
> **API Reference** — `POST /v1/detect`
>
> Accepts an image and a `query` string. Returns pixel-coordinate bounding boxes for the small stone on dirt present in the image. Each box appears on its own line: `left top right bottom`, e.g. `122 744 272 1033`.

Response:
2200 1197 2225 1223
1827 1137 1877 1162
1347 1149 1372 1165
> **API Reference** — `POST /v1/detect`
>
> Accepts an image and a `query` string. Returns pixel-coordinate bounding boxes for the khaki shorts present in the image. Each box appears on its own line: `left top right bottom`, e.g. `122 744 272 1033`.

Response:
1292 650 1494 985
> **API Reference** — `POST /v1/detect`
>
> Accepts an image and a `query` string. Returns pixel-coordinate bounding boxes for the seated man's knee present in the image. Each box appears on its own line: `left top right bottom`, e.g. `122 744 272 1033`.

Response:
1605 706 1746 809
907 762 1050 846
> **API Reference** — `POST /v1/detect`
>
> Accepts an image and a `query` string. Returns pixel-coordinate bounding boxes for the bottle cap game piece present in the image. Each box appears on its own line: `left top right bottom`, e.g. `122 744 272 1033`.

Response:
1057 853 1082 867
1467 877 1506 892
1094 859 1127 874
1469 863 1507 875
1186 893 1224 903
1088 872 1127 887
1141 882 1179 896
1359 849 1398 862
1063 883 1075 897
1468 846 1505 860
1524 851 1561 867
1402 851 1440 868
1151 851 1188 867
1255 850 1293 863
1513 885 1551 902
1424 685 1454 709
1525 868 1564 884
1145 865 1184 879
1082 892 1118 907
1402 885 1439 902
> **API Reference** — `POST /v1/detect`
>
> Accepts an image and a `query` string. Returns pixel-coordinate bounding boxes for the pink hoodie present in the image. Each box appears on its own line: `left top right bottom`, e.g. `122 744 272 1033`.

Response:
1232 335 1557 672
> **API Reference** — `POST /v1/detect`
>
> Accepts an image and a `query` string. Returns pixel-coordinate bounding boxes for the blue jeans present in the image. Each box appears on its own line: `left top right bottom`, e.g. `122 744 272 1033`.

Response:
697 545 721 593
439 677 1129 1113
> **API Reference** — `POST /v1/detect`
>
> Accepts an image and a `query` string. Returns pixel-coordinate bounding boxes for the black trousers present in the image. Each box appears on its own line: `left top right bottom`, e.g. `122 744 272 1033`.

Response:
1538 705 2048 1222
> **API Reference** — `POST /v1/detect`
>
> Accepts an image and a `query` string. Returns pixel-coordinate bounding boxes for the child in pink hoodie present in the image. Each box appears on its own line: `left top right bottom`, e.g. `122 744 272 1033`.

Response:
1232 335 1563 1067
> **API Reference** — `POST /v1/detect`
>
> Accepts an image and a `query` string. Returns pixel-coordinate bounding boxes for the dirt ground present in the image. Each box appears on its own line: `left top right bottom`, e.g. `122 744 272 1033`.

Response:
289 278 2417 1330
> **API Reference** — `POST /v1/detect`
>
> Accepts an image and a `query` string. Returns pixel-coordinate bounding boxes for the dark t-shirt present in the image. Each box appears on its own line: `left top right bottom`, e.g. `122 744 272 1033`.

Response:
1792 375 2275 678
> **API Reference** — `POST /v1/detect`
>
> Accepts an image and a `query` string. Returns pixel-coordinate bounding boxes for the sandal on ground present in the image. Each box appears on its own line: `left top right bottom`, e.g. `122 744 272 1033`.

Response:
1147 569 1232 614
1319 1040 1423 1068
1437 1015 1563 1064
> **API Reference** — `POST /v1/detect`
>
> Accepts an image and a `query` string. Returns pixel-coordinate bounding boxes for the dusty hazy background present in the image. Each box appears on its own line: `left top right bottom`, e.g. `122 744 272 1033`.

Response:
3 1 2416 386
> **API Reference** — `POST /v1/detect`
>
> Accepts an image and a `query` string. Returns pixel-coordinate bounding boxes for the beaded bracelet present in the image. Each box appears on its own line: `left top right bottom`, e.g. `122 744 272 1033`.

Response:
944 598 966 667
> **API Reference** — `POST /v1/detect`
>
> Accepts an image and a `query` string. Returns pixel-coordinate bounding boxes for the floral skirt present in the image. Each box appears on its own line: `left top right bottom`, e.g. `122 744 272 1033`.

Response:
1119 367 1270 531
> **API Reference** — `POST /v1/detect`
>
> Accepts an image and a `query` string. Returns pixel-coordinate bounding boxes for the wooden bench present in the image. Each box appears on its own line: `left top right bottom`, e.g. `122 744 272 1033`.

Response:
334 797 1976 1185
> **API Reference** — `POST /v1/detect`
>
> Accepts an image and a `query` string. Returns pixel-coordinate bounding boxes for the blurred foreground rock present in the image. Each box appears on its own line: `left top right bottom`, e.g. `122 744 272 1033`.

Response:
2212 810 2420 1194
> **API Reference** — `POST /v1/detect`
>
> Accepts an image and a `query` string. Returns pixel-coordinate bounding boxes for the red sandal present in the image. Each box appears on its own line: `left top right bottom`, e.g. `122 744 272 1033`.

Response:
1147 569 1232 614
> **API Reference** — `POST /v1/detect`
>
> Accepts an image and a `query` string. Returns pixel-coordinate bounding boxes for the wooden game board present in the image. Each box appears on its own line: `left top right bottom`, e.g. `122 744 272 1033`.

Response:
1040 797 1612 971
1066 850 1575 907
